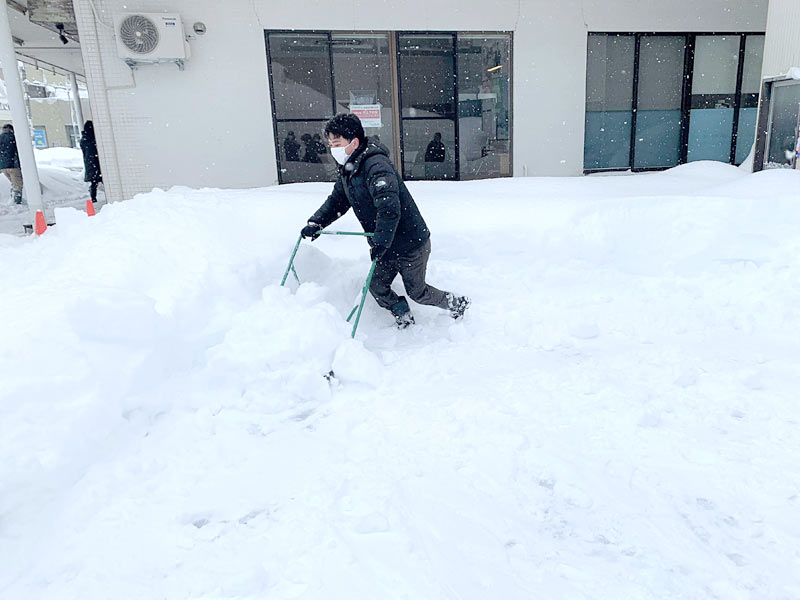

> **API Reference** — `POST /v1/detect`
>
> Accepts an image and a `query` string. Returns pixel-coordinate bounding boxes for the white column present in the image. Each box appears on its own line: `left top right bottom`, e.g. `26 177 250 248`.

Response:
69 72 85 131
0 4 43 218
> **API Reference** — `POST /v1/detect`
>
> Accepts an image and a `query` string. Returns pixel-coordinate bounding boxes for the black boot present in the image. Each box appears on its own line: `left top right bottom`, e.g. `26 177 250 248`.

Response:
390 298 415 329
446 293 471 319
394 312 415 329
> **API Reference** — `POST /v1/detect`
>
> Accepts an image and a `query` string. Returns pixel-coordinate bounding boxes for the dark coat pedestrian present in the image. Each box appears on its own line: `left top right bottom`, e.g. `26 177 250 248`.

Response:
0 124 23 204
308 140 430 256
300 113 469 328
80 121 102 202
0 125 20 170
80 121 101 182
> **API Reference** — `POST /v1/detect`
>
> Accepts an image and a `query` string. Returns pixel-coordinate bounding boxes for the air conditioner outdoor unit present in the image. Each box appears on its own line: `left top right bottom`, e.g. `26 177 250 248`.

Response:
114 13 190 70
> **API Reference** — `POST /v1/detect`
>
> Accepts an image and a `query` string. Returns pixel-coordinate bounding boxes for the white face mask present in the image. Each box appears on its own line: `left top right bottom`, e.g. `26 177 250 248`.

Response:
330 145 349 165
330 139 355 165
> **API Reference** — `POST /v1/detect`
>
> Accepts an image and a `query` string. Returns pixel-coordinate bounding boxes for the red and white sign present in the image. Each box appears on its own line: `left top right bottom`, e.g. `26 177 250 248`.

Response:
350 104 382 128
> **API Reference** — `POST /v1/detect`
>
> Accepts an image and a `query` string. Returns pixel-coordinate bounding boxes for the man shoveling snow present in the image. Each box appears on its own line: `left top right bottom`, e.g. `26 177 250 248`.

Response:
300 113 470 329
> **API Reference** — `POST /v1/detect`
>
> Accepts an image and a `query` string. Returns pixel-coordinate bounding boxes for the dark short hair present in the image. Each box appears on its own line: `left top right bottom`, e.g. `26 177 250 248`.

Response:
324 113 366 145
2 124 13 132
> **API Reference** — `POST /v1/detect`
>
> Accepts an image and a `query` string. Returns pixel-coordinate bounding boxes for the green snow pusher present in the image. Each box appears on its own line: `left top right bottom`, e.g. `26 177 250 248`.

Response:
280 230 377 339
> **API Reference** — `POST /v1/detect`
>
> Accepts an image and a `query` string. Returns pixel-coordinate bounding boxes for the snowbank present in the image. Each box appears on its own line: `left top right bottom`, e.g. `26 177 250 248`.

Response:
34 146 85 171
0 148 98 235
1 163 799 599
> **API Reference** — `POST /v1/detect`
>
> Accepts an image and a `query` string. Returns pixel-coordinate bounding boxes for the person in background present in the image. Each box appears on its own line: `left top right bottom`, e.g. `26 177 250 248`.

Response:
311 133 327 158
300 113 470 329
300 133 321 163
0 124 23 205
80 120 102 203
424 132 446 163
283 130 300 162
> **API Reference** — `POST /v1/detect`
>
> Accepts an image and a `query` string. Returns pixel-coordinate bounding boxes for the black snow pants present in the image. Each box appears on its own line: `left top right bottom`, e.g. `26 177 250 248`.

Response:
369 239 449 316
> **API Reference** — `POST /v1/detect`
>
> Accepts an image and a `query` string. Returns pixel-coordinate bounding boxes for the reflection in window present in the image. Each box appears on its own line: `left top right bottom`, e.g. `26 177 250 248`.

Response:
276 122 337 184
688 36 739 162
584 32 765 171
267 33 333 120
398 35 456 118
398 33 457 180
457 34 512 179
584 34 634 170
332 34 395 160
735 35 765 164
402 120 456 180
634 35 686 169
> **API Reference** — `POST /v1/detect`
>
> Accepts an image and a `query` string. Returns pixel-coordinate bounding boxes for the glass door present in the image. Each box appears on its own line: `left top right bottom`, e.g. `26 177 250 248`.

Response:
633 35 687 169
397 33 457 180
331 33 395 160
457 34 512 179
687 35 740 162
584 34 635 170
765 80 800 169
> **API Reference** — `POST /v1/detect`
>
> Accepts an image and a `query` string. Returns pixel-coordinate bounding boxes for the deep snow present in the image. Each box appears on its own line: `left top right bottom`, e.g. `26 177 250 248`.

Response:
0 148 104 235
1 163 799 599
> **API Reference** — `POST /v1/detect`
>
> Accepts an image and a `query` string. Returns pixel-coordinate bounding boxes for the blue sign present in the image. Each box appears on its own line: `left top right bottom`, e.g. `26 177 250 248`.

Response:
33 127 47 149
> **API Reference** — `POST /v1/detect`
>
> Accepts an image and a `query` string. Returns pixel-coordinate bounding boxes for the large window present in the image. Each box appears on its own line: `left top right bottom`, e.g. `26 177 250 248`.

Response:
585 32 765 172
266 31 512 184
266 32 394 184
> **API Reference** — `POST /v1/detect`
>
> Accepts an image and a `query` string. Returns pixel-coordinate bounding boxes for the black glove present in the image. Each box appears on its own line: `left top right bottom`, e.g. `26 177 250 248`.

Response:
370 244 387 261
300 222 322 241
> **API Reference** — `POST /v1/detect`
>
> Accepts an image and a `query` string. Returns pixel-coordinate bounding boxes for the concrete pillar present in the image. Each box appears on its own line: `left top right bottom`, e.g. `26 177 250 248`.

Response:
0 3 44 219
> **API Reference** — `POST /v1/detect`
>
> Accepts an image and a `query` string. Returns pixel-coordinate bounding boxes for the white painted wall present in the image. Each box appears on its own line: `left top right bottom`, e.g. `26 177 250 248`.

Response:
761 0 800 79
74 0 768 202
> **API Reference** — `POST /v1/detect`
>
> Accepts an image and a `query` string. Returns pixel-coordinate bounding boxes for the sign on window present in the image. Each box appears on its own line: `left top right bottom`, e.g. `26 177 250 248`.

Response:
350 104 382 128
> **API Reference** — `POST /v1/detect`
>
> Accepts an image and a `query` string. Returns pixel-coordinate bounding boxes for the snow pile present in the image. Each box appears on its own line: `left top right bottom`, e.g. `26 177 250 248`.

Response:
34 147 85 171
1 164 800 599
0 148 98 234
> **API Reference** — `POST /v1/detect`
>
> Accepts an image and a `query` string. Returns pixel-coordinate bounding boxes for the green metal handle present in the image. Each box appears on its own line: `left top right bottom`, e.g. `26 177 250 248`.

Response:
280 234 303 286
318 230 375 237
347 258 378 339
280 229 377 339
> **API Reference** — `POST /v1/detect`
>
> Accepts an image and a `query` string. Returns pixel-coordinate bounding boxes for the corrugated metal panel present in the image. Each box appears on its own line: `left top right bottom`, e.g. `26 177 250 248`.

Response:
763 0 800 78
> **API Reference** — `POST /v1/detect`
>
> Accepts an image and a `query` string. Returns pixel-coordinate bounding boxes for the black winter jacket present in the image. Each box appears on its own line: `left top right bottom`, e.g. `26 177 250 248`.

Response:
308 141 430 255
80 133 102 183
0 131 20 170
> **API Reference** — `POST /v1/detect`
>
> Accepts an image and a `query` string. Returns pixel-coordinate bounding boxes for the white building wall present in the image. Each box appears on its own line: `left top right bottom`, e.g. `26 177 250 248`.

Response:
74 0 768 202
761 0 800 79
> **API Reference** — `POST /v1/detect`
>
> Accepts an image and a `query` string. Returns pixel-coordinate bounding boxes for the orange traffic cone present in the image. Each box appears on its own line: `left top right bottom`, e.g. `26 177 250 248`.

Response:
34 210 47 236
86 199 96 216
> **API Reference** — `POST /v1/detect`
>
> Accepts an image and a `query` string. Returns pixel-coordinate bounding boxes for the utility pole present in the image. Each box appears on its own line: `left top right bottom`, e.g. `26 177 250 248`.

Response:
0 2 44 220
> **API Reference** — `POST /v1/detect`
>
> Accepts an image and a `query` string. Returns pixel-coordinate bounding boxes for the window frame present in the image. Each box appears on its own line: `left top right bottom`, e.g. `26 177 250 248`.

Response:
584 31 766 174
265 29 514 184
753 77 800 171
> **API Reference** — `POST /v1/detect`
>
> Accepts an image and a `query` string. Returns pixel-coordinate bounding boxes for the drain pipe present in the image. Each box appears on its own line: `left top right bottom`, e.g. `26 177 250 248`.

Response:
0 3 44 220
69 72 85 131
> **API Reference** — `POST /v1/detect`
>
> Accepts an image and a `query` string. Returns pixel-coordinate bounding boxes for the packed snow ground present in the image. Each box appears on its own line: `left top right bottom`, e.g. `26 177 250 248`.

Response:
0 147 104 235
1 163 799 599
